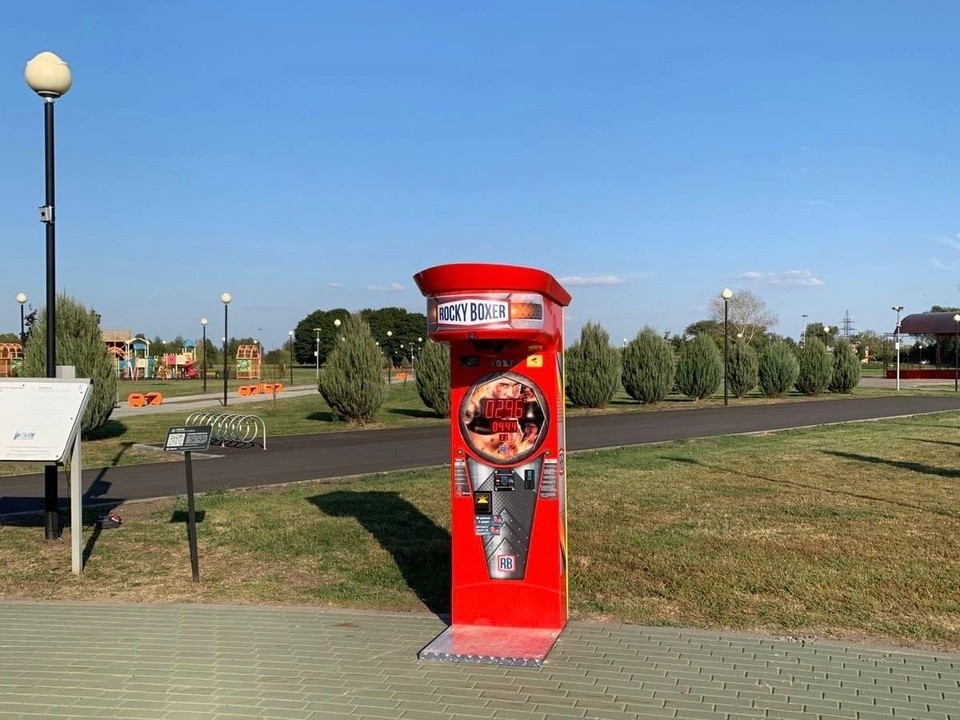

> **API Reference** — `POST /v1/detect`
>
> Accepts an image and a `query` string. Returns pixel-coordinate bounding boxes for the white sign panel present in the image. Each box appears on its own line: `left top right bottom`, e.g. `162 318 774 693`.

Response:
0 379 92 463
436 298 510 326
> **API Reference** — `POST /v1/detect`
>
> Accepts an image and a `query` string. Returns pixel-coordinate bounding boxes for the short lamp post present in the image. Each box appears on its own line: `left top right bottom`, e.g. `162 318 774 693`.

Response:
26 50 72 542
721 288 732 406
953 314 959 392
892 306 904 391
386 330 393 383
16 293 27 344
314 328 321 381
334 318 341 339
801 313 808 348
288 330 294 385
200 318 208 392
220 293 231 406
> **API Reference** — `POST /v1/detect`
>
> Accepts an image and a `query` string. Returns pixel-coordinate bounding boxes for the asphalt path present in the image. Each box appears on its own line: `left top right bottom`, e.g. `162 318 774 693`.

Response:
4 394 960 516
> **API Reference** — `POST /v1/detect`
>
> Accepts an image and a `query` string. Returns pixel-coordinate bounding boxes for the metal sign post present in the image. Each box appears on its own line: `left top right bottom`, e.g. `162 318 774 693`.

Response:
164 426 212 582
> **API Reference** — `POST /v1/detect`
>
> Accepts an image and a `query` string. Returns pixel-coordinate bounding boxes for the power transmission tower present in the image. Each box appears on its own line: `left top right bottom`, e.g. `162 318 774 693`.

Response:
840 310 856 339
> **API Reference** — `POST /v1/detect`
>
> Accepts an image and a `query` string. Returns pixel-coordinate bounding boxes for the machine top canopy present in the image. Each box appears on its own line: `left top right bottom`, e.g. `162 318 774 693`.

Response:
414 263 572 308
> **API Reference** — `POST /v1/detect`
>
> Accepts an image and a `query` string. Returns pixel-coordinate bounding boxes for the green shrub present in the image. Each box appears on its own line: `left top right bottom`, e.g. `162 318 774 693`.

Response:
795 338 832 396
829 338 861 393
318 313 386 425
565 322 620 408
675 334 723 400
758 340 799 398
415 339 450 418
20 293 117 434
727 340 759 398
622 327 675 404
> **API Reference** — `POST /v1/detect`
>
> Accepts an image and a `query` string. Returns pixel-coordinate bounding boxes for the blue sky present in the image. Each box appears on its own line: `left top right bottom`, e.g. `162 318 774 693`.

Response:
3 1 960 350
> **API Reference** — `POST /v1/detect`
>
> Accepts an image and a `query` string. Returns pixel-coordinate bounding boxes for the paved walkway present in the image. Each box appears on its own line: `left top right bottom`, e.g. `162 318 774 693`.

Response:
0 601 957 719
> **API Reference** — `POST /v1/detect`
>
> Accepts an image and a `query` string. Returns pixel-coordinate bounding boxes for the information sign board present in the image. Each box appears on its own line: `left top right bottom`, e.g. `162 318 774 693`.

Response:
0 379 92 463
164 426 213 453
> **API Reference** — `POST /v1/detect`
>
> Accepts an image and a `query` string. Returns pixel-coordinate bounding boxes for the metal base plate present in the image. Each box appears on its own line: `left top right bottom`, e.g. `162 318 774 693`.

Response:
418 624 562 666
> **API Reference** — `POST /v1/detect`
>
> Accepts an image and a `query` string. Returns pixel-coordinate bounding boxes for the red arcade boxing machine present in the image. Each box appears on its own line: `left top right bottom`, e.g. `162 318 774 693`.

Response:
414 263 572 665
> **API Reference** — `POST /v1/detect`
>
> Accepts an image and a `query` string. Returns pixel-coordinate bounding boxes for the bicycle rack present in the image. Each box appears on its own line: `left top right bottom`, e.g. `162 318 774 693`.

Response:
185 412 267 449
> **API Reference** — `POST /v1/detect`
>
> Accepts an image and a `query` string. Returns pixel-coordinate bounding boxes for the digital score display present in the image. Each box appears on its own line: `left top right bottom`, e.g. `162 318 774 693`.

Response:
460 372 549 465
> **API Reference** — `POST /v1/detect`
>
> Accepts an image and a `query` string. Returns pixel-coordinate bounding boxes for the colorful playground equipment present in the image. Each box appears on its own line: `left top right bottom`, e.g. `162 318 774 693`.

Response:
235 344 261 380
0 343 24 377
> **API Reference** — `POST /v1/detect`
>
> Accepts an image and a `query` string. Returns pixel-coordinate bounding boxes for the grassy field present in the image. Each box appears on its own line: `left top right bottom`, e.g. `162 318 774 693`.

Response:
2 411 958 652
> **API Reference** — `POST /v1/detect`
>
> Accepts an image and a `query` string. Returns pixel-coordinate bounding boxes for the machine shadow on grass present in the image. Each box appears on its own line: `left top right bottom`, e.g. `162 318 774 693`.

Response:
307 490 451 616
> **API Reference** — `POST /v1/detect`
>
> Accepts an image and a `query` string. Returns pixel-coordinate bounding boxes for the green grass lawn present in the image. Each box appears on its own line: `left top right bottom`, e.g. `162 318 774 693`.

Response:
3 411 958 651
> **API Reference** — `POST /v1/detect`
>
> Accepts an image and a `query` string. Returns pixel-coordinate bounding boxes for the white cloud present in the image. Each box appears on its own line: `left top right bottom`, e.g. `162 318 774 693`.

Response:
558 275 625 287
367 282 405 292
738 270 824 288
328 282 344 288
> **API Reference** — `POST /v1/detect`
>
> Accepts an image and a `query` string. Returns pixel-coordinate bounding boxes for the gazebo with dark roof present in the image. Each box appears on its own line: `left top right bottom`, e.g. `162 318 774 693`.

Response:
898 312 960 336
888 312 960 380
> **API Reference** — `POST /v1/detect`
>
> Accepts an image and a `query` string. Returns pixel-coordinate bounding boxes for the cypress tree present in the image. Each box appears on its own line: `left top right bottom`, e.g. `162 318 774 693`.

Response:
622 327 675 404
318 313 386 425
795 338 832 396
727 340 759 398
675 334 723 400
415 339 451 417
565 322 620 408
758 340 799 398
20 293 118 434
829 338 861 393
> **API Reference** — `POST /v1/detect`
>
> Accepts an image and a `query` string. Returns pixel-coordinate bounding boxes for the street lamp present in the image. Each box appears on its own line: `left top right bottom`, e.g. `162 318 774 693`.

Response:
288 330 294 385
15 293 27 344
200 318 208 392
721 288 732 406
953 314 959 392
220 293 231 406
26 50 72 542
314 327 321 381
892 306 904 392
801 313 808 348
334 317 341 340
386 330 393 383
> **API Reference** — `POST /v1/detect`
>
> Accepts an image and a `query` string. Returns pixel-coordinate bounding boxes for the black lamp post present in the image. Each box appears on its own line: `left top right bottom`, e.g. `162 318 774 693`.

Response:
288 330 294 385
801 313 808 348
200 318 208 392
892 306 904 391
953 314 959 392
16 293 27 344
26 51 72 542
721 288 732 406
221 293 231 406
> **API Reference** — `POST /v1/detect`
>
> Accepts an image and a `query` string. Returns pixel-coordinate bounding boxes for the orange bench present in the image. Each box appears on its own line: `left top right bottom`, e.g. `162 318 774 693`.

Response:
127 393 146 408
145 391 163 406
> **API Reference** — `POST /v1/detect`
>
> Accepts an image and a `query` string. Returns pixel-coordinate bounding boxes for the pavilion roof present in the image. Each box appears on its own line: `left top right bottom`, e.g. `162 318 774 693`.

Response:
898 312 960 335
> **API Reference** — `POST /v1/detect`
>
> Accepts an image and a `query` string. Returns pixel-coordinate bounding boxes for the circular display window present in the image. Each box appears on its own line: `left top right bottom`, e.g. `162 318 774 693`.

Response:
459 371 549 465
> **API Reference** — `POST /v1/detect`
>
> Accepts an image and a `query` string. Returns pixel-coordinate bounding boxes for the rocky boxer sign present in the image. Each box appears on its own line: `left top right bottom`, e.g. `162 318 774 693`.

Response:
436 298 509 326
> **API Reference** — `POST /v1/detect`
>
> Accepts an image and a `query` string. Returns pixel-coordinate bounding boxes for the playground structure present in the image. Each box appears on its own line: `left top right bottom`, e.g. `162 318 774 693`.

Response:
155 341 196 379
0 343 24 377
103 330 206 380
235 344 261 380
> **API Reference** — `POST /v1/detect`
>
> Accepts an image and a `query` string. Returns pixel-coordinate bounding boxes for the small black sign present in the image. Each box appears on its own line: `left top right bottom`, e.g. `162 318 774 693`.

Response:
474 491 493 515
164 426 213 453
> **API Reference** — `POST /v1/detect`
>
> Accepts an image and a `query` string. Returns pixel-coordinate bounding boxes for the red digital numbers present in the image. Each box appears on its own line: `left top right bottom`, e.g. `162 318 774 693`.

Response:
482 397 524 420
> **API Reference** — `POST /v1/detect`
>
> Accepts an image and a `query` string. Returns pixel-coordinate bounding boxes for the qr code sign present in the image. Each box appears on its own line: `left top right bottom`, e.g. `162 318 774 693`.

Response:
167 433 185 447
